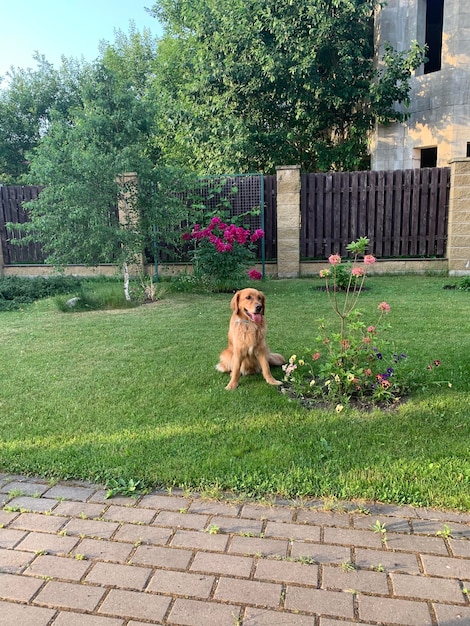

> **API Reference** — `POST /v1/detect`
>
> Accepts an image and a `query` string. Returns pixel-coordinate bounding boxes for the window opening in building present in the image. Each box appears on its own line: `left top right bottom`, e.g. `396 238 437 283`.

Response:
424 0 444 74
466 143 470 158
421 147 437 167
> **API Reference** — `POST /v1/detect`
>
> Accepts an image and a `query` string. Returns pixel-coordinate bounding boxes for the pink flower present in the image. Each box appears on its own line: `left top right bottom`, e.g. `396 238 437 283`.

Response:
251 229 265 242
378 302 391 313
209 216 222 229
351 267 365 277
328 254 341 265
312 352 321 361
248 268 262 280
182 233 192 241
367 325 376 333
364 255 376 265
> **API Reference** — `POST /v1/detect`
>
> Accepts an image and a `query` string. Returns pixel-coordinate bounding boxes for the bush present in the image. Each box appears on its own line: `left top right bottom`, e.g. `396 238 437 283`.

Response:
0 276 84 311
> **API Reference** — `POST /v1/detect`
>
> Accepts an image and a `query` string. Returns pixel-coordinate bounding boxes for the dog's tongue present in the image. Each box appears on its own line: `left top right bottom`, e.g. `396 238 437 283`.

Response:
251 313 262 324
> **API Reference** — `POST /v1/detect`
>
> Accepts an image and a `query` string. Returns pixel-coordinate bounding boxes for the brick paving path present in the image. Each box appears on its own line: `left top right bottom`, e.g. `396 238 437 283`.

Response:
1 474 470 626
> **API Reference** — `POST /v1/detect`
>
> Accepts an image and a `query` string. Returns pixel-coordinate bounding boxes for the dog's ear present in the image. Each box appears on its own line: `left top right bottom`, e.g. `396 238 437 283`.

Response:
230 291 240 313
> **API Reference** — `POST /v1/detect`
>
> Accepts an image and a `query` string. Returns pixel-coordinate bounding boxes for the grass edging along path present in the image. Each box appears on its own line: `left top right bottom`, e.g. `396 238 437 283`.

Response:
1 276 469 510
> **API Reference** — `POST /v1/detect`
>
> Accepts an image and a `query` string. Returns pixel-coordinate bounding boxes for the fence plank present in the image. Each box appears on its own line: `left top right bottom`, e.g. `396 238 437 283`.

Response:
299 167 449 260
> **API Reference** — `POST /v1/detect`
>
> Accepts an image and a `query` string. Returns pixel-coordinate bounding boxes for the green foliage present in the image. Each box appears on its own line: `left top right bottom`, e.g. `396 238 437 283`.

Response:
458 277 470 291
281 240 433 407
183 215 263 292
0 54 86 183
150 0 425 172
0 275 83 310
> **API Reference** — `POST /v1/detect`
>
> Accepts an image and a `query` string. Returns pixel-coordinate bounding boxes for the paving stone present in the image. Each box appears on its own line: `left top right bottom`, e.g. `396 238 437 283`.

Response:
366 503 418 519
52 613 124 626
209 515 263 535
255 557 318 585
354 547 420 574
322 564 389 594
290 541 350 565
323 526 383 549
0 600 55 626
358 595 433 625
433 603 470 625
131 544 192 569
102 505 156 525
0 510 18 526
168 597 241 626
421 554 470 579
241 503 294 523
412 519 470 539
229 535 288 558
43 485 96 502
53 501 106 519
16 530 80 555
190 550 253 577
34 580 105 611
5 496 57 513
265 520 321 542
296 508 351 528
0 527 27 549
113 521 172 545
416 508 470 524
285 587 354 618
215 576 282 607
25 553 90 581
319 619 358 626
450 538 470 558
98 588 171 622
385 532 448 555
85 561 152 590
0 480 50 497
147 569 215 598
171 528 229 552
0 572 45 602
0 547 34 573
353 514 411 533
72 538 133 562
10 511 66 533
243 606 315 625
139 493 190 511
391 572 465 602
188 499 241 517
153 510 209 530
63 517 120 539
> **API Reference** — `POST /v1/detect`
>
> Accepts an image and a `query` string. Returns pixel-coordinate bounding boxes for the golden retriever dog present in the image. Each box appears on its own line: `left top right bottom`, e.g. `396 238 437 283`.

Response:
216 288 286 389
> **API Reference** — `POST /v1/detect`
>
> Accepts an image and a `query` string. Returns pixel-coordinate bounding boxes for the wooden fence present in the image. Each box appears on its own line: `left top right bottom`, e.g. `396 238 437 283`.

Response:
300 168 450 259
0 185 43 264
0 167 451 268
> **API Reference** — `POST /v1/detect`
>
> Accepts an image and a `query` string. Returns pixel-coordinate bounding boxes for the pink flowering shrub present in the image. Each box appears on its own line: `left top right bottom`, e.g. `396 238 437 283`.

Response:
282 237 414 407
183 215 264 291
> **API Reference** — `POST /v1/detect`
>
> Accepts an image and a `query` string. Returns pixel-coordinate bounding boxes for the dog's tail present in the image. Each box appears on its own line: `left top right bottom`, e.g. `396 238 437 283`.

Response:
268 352 286 366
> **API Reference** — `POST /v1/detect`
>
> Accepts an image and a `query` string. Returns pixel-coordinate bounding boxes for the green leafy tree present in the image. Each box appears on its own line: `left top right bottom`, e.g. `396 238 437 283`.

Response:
150 0 425 173
20 53 189 297
0 54 87 183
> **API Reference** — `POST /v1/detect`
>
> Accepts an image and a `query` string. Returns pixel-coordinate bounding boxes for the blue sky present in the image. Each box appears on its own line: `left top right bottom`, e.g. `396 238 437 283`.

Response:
0 0 162 79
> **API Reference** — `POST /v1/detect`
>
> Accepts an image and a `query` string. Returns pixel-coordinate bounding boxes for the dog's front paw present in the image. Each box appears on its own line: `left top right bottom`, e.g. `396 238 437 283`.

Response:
225 381 239 390
267 378 283 386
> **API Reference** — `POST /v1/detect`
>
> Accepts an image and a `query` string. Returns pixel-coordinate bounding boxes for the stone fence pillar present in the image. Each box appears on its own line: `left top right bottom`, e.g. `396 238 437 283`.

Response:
276 165 301 278
447 158 470 276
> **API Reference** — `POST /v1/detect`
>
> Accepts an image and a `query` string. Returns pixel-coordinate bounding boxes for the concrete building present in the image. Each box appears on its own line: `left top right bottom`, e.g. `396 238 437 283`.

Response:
371 0 470 170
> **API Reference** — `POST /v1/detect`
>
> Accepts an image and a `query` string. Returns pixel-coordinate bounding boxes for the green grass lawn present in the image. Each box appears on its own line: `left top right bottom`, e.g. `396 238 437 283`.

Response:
1 276 469 510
